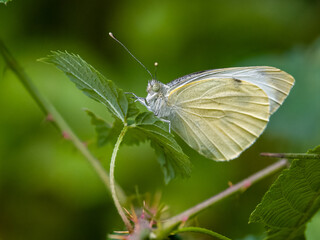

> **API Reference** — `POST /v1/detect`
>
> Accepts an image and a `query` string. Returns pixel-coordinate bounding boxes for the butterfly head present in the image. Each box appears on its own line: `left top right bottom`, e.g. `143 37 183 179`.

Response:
147 79 161 92
146 80 161 103
145 80 169 115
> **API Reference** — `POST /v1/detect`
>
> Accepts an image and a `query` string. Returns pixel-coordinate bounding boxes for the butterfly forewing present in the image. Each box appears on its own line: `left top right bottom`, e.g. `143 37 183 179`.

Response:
167 78 270 161
168 66 294 115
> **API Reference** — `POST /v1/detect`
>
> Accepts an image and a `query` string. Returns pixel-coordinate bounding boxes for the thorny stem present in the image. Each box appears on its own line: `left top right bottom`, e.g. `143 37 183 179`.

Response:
261 152 320 159
156 159 288 238
110 126 133 232
0 40 126 202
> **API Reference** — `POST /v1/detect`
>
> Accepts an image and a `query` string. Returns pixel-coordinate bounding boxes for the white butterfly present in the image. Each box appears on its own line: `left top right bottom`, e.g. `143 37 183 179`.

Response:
108 33 294 161
135 66 294 161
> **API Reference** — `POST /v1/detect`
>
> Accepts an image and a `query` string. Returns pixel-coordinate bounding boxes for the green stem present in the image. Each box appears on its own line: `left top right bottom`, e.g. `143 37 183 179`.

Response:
0 39 126 203
261 152 320 159
172 227 231 240
156 159 288 238
110 125 132 231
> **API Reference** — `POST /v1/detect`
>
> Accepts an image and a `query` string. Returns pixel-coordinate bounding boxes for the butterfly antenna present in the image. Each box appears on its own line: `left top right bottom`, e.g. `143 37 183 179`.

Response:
109 32 153 79
154 62 158 80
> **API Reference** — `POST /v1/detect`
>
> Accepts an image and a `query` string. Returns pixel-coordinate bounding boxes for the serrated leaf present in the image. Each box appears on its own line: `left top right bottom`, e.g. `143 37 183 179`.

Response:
85 109 123 147
131 112 192 183
249 145 320 240
85 109 146 147
126 96 140 119
41 51 134 122
87 110 191 183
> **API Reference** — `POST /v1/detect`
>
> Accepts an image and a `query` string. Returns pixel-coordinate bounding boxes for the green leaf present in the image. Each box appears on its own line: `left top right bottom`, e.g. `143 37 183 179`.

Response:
41 51 133 122
43 51 191 183
306 211 320 239
249 145 320 240
131 112 192 183
85 109 146 147
85 109 122 147
0 0 12 5
87 110 192 183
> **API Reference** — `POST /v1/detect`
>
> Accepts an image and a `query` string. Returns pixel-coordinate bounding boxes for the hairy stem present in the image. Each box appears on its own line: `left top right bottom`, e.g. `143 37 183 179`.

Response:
0 40 126 202
110 126 132 231
261 152 320 159
157 159 288 237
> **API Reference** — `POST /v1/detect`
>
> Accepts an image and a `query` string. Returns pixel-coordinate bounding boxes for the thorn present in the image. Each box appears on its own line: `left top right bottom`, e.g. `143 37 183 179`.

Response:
228 181 233 187
108 234 127 240
149 219 154 228
241 180 252 191
181 216 189 222
114 231 129 234
179 216 189 228
260 152 285 158
46 114 54 122
130 205 138 223
142 201 147 218
123 207 134 221
62 131 70 140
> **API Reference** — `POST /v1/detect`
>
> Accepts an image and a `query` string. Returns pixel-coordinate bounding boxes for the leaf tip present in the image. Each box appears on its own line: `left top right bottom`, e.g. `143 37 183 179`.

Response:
38 50 63 64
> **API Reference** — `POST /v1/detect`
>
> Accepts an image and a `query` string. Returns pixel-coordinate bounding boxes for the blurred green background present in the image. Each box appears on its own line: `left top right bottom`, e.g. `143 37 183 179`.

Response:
1 0 320 239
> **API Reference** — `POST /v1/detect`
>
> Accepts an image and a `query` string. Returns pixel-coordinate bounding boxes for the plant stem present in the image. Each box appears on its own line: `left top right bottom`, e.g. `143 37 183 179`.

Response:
110 125 133 232
261 152 320 159
172 227 231 240
0 39 126 203
157 159 288 237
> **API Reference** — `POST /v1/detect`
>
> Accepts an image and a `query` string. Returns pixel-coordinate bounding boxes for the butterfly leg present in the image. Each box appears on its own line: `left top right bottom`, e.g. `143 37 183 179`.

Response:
125 92 148 108
159 118 171 133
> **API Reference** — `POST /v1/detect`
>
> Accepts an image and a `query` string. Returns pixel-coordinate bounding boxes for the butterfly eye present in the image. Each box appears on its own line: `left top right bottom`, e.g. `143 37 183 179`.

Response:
152 83 160 92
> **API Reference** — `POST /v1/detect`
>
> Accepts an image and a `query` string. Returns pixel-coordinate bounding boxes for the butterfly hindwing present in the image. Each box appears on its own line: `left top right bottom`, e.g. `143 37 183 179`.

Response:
167 77 270 161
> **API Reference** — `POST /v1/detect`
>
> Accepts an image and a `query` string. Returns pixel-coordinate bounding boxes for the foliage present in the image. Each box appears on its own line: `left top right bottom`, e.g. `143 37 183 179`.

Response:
41 51 320 238
1 1 320 239
85 109 123 147
249 145 320 240
41 51 138 122
42 51 191 183
86 109 192 183
130 112 192 183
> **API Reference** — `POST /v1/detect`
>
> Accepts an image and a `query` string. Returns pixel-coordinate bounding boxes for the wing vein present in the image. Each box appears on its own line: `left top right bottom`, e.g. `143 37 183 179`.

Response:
205 118 243 154
225 118 260 138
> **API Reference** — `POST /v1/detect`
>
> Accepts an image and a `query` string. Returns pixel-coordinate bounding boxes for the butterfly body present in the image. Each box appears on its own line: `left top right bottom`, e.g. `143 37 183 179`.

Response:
139 66 294 161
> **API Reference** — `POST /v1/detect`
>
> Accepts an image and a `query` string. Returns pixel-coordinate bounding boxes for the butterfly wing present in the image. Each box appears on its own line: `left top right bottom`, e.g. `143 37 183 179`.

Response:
167 77 270 161
168 66 295 115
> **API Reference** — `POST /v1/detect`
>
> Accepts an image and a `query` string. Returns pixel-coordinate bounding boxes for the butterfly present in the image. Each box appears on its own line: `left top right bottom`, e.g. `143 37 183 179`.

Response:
134 66 294 161
108 33 294 161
